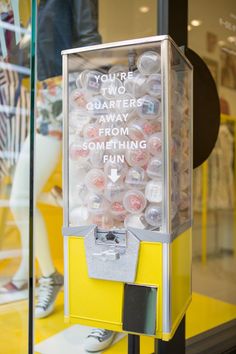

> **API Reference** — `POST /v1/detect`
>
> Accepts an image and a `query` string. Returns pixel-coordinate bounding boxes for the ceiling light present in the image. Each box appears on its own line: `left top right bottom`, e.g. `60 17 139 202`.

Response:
227 36 236 43
218 40 226 46
139 6 150 13
191 19 202 27
188 25 192 31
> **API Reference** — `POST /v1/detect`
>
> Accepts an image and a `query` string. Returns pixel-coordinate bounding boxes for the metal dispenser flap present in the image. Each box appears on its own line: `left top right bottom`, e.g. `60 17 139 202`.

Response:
84 227 140 282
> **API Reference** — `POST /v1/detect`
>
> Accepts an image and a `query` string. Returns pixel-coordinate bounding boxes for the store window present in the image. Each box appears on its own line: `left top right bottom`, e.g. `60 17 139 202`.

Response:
189 0 236 337
0 1 32 354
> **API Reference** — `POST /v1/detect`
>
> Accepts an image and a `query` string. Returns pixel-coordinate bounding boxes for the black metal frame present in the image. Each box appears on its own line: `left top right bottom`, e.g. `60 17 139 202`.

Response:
128 317 185 354
128 1 188 352
158 0 188 46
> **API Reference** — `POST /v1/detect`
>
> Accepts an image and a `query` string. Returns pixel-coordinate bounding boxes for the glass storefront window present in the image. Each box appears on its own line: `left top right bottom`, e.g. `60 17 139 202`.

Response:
189 0 236 337
99 0 157 43
0 1 32 353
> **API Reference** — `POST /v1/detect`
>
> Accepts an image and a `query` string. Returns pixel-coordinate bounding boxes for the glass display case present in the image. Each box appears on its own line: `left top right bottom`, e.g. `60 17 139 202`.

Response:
63 35 193 238
61 36 193 340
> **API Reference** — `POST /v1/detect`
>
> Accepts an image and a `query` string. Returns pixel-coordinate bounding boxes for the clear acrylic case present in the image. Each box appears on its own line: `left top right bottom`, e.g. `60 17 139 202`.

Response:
62 36 193 238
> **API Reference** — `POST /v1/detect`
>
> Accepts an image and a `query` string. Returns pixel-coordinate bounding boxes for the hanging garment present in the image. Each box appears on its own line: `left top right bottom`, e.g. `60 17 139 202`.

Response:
208 124 234 209
37 0 102 80
0 63 30 180
193 124 234 211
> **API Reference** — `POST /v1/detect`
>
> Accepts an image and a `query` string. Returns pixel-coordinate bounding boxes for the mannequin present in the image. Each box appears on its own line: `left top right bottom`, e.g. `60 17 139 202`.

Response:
1 1 116 352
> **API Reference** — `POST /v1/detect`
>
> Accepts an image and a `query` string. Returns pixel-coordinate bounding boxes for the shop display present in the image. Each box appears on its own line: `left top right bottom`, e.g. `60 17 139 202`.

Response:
66 37 192 234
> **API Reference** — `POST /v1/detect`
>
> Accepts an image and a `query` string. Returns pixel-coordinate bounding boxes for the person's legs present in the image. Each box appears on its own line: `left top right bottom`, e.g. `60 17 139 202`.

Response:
9 134 61 286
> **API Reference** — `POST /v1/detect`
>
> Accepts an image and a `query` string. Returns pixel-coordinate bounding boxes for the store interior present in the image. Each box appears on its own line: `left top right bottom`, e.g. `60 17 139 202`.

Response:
0 0 236 353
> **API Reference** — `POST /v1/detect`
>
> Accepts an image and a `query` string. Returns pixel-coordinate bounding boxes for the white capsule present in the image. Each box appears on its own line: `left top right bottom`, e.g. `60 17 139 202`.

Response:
137 51 161 75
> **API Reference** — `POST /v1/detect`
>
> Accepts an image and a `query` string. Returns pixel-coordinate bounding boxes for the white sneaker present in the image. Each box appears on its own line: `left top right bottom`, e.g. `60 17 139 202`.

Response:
84 329 115 352
35 271 63 319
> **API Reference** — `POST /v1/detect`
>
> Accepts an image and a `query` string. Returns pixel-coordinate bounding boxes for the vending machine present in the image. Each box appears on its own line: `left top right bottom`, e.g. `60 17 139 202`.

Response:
62 35 193 341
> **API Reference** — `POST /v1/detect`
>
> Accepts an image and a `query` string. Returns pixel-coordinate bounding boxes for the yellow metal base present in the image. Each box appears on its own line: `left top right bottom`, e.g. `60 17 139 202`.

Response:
66 229 192 340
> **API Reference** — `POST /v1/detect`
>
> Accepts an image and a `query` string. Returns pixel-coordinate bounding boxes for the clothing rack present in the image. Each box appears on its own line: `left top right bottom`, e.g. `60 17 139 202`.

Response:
200 113 236 264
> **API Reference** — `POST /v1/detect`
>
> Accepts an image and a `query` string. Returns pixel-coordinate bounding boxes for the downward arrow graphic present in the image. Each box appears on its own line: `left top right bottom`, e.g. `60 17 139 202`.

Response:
108 169 120 183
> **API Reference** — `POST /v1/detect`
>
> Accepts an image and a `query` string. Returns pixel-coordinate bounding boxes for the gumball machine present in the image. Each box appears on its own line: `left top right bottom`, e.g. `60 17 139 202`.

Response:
62 35 193 348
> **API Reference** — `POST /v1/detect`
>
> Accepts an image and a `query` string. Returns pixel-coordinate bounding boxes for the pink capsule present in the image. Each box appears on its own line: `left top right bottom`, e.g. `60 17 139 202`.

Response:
128 119 161 142
123 190 146 214
69 140 89 160
147 133 162 155
70 89 88 110
125 148 149 167
110 201 127 221
85 169 106 193
83 123 100 141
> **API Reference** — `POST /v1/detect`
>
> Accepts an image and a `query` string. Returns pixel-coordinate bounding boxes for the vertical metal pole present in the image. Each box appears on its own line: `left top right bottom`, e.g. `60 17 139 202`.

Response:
29 0 37 353
155 316 186 354
201 161 208 265
158 0 188 47
128 334 140 354
156 1 188 353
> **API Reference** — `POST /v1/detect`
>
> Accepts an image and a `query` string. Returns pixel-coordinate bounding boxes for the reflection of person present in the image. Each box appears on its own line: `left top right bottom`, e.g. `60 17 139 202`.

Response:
1 1 114 352
221 51 236 89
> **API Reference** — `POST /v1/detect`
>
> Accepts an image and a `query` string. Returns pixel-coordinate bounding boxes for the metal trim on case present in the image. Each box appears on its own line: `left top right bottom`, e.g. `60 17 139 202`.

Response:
62 220 192 243
62 55 69 228
162 243 171 333
162 38 171 234
61 35 193 69
64 237 69 316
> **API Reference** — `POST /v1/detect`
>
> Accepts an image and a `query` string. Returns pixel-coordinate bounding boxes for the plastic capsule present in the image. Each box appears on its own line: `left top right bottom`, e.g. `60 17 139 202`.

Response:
83 123 101 142
110 201 127 221
137 51 161 75
70 89 89 111
87 193 109 214
85 169 106 193
137 95 161 119
128 119 161 142
124 213 147 229
83 70 102 95
69 110 91 133
89 149 105 168
69 138 90 161
125 167 147 189
123 190 146 214
145 74 162 98
147 133 162 155
125 148 149 167
145 180 162 203
144 203 162 227
101 78 123 99
146 157 162 179
104 181 125 202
